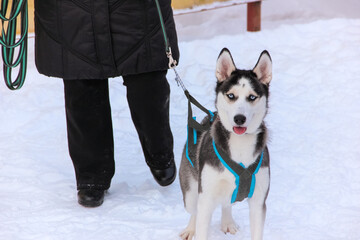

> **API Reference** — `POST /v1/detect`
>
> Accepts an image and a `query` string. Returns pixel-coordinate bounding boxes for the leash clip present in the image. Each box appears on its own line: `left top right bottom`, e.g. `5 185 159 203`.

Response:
167 47 177 69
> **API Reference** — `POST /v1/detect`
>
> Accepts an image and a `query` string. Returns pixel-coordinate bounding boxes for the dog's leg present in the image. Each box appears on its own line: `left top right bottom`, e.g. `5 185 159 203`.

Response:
195 193 217 240
248 199 266 240
248 168 269 240
180 215 196 240
221 204 238 234
180 180 198 240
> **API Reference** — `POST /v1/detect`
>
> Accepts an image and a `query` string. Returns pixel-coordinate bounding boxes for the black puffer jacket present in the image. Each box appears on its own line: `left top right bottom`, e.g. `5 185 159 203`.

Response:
34 0 179 79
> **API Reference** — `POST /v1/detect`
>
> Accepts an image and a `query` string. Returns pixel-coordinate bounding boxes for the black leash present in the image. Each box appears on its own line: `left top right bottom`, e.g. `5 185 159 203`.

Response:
154 0 211 119
154 0 216 149
154 0 177 69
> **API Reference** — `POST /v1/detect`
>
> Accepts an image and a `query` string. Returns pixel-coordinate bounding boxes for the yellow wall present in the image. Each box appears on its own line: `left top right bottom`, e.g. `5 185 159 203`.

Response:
172 0 229 9
1 0 34 34
28 0 34 33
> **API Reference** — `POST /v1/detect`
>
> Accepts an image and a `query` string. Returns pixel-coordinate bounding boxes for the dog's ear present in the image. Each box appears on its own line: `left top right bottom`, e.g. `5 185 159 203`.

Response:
216 48 236 82
253 50 272 85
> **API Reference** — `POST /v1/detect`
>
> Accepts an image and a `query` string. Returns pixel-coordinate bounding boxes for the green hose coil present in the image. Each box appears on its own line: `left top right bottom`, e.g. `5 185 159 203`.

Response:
1 0 28 90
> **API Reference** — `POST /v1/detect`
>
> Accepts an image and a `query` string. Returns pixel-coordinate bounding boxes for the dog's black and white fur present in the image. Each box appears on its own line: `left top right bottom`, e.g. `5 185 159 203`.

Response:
179 48 272 240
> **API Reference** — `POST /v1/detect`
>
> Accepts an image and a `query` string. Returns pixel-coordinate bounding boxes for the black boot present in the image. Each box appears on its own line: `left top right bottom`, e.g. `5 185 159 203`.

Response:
77 189 105 207
149 158 176 186
123 71 176 186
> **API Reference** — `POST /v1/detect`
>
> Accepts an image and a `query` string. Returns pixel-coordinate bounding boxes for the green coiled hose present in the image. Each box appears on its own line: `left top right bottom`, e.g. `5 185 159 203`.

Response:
1 0 28 90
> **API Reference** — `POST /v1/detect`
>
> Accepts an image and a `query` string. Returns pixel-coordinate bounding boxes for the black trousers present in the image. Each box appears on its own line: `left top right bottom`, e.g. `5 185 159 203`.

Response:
63 71 174 190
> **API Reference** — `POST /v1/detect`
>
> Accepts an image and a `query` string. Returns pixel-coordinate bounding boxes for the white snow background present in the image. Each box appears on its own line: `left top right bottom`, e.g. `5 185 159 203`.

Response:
1 0 360 239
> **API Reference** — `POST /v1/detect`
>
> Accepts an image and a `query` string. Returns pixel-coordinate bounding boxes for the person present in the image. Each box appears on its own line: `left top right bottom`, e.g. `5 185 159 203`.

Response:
34 0 180 207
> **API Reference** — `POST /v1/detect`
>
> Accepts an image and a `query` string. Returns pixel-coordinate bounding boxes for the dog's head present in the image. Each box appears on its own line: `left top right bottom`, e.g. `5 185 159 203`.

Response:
215 48 272 135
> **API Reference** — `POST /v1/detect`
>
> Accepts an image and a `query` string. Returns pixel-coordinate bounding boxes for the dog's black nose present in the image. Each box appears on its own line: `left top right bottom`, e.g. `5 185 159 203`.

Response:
234 114 246 125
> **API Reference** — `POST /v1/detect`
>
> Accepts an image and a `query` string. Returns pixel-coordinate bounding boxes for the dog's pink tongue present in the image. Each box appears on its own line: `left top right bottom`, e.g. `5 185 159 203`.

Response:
233 126 247 135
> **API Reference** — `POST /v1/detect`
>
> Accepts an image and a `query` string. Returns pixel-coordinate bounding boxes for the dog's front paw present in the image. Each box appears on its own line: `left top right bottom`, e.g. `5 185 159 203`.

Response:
179 228 195 240
221 221 239 235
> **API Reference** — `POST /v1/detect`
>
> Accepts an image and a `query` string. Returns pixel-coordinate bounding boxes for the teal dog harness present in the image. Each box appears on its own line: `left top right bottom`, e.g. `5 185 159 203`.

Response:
212 141 263 203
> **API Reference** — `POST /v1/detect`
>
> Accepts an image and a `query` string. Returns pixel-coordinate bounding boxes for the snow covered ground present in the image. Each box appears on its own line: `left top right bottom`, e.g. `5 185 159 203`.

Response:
1 1 360 239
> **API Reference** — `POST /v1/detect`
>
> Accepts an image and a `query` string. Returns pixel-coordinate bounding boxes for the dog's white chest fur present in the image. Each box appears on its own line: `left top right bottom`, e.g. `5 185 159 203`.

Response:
228 133 258 167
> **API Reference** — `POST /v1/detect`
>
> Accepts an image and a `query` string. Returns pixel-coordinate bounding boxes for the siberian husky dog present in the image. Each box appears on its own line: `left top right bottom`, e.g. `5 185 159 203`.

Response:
179 48 272 240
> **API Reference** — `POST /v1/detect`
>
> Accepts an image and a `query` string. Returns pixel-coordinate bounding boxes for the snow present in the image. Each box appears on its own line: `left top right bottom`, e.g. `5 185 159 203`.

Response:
1 1 360 239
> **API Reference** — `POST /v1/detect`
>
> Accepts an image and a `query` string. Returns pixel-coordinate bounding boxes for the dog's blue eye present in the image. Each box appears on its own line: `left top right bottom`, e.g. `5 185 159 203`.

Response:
248 95 258 101
227 93 235 100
